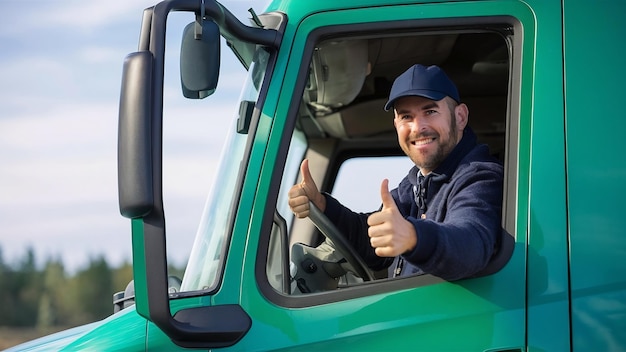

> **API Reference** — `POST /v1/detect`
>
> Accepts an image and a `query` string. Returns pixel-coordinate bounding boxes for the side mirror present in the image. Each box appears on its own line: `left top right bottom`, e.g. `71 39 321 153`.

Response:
118 51 154 219
180 19 220 99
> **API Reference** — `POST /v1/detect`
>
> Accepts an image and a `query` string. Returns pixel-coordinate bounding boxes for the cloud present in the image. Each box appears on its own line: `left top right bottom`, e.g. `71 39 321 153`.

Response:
0 1 157 35
79 45 129 64
0 0 257 274
0 59 77 111
0 0 264 37
0 98 233 272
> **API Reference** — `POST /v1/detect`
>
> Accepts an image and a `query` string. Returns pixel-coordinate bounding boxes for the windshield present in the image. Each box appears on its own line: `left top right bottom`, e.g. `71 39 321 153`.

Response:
180 48 270 292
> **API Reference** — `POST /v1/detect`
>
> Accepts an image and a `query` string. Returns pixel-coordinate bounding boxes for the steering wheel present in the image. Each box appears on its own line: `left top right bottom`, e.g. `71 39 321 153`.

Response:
307 202 375 281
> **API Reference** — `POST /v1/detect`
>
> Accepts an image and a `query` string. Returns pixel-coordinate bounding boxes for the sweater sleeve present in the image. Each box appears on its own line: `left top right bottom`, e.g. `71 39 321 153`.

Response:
403 164 503 280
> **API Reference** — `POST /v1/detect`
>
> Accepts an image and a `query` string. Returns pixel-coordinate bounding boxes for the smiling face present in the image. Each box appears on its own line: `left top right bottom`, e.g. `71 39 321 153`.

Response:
393 96 468 174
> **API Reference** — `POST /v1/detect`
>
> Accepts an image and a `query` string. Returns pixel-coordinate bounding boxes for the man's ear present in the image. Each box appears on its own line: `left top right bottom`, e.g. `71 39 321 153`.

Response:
455 103 469 130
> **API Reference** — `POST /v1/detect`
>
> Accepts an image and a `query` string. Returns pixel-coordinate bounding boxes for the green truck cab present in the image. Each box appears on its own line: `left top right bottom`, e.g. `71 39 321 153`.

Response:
10 0 625 350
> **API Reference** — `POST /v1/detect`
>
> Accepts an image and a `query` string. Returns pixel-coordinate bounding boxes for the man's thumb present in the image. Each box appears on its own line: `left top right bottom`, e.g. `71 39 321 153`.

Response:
300 159 315 186
300 159 320 197
380 179 396 209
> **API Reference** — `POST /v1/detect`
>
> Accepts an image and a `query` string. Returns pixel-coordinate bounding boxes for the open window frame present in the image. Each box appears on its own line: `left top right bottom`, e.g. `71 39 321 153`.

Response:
257 15 522 308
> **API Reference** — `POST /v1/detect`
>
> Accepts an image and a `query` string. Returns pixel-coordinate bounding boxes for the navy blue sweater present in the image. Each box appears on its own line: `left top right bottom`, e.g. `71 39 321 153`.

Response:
324 127 503 280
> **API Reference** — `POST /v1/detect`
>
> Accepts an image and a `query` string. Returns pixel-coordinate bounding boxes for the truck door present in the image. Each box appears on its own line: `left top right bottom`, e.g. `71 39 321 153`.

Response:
238 2 537 350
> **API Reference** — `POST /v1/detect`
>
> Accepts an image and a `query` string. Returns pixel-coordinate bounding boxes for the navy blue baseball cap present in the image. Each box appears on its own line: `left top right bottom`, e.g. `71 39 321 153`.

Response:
384 64 460 111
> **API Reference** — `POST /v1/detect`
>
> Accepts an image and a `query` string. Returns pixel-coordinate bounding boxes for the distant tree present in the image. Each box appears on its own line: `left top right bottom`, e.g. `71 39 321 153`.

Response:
13 248 42 326
0 247 12 324
71 256 114 323
36 292 54 331
37 258 67 329
0 249 142 328
112 260 133 294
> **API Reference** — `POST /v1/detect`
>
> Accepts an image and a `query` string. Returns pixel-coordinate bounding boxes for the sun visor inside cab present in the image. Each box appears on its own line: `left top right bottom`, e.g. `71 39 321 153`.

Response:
307 40 369 112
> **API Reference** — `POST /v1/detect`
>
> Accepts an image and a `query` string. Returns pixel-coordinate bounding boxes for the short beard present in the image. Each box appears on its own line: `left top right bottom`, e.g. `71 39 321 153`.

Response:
410 108 459 172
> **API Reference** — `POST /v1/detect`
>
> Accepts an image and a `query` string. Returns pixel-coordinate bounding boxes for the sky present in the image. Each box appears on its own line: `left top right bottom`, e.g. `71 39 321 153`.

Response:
0 0 413 276
0 0 259 273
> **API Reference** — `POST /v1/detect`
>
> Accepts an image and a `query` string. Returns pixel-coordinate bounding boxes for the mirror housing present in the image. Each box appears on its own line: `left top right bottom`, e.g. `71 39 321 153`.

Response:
180 18 220 99
118 51 154 219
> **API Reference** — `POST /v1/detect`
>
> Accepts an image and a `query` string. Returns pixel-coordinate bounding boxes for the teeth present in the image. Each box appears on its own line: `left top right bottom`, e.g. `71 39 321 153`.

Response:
414 138 434 146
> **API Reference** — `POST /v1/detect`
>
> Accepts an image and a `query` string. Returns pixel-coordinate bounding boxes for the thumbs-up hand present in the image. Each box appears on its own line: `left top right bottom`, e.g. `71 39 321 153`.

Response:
367 179 417 257
288 159 326 218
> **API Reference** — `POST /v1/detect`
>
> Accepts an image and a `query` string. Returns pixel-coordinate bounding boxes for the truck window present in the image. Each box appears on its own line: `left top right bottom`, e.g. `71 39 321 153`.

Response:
263 19 519 302
181 47 273 293
332 156 414 213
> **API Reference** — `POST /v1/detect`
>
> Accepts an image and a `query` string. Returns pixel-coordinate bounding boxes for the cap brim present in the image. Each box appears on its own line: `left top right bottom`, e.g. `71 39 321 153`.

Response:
383 90 448 111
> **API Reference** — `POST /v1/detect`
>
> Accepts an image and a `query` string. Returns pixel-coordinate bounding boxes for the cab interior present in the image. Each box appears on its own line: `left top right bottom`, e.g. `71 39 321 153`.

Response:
266 26 516 295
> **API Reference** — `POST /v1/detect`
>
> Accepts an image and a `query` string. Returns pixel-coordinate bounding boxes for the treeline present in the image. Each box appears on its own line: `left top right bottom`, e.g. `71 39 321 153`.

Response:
0 247 183 330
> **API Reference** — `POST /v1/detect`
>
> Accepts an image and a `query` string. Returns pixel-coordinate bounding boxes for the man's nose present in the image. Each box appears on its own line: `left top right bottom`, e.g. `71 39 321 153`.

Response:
410 117 423 133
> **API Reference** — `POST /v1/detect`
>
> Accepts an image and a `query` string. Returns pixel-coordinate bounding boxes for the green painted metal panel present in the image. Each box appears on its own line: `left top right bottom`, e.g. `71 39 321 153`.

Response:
563 0 626 350
520 0 572 350
231 1 534 350
6 309 147 351
146 321 186 351
63 308 147 351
